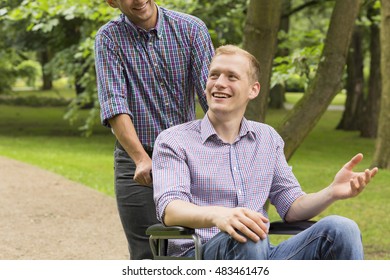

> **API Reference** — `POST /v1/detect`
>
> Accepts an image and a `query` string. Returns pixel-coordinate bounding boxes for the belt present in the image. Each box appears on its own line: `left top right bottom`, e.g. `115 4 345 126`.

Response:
115 140 153 157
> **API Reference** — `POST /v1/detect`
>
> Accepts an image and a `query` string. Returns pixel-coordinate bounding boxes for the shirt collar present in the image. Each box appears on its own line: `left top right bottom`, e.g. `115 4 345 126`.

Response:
122 4 163 39
200 114 256 144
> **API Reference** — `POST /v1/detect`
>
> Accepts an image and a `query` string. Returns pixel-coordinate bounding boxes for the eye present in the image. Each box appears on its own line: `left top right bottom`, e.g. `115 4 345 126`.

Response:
209 73 219 79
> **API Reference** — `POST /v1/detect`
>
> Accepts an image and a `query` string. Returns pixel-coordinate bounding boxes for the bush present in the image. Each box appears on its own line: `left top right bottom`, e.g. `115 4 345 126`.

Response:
0 95 70 107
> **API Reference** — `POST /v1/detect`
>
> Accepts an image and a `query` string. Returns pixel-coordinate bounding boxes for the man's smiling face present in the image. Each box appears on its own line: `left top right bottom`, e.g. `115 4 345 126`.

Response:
107 0 157 30
205 53 260 119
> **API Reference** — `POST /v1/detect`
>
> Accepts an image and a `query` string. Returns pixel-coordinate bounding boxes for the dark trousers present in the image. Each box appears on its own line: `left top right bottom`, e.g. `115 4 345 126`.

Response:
114 144 158 260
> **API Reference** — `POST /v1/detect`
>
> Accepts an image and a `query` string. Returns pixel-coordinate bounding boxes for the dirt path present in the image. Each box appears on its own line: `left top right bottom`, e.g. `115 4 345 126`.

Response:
0 156 129 260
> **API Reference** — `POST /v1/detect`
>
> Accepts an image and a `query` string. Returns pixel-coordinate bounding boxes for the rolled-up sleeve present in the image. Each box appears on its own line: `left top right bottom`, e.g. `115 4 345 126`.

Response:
268 133 306 220
152 130 192 224
95 32 133 127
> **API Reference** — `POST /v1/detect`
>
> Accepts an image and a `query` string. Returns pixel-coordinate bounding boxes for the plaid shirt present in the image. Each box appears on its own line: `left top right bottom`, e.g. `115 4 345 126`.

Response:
95 6 214 150
152 115 305 257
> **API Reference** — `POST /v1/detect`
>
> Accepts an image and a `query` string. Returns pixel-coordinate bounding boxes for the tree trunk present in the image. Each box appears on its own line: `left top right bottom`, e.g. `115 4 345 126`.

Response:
277 0 361 160
269 0 291 109
336 26 365 131
360 3 381 138
269 84 286 108
39 49 52 90
243 0 283 122
372 0 390 169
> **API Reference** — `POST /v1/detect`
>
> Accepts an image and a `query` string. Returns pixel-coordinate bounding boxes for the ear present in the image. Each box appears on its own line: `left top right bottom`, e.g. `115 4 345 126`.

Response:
248 82 260 100
106 0 118 8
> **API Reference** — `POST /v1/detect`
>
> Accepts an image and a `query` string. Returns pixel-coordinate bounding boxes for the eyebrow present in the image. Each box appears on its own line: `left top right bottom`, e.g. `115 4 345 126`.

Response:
209 68 241 77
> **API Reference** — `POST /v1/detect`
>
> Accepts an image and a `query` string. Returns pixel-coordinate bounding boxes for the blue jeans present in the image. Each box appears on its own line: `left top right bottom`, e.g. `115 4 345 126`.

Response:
114 145 159 260
188 215 363 260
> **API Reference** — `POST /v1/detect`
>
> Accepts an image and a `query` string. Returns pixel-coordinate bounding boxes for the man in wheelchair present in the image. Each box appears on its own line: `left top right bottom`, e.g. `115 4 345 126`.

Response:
151 45 378 260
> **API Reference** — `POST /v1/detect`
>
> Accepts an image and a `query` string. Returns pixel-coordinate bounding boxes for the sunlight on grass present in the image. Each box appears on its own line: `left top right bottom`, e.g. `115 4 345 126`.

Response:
285 92 346 106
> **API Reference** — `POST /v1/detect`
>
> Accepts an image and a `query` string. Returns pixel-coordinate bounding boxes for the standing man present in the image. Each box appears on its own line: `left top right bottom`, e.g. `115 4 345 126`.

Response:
95 0 214 260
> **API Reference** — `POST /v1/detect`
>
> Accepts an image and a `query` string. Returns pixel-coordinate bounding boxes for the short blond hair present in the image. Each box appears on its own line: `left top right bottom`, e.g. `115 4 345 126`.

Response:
212 45 260 82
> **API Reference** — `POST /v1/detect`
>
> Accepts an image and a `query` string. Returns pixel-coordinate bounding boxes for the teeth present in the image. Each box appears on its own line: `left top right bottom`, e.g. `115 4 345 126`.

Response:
213 93 230 98
135 1 148 10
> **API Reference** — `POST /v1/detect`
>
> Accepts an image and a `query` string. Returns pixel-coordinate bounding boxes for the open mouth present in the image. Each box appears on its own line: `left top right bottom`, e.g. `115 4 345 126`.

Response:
134 1 149 11
212 92 231 99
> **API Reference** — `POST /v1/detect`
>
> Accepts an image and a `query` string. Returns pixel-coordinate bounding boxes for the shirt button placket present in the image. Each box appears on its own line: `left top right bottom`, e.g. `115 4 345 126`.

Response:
231 145 244 205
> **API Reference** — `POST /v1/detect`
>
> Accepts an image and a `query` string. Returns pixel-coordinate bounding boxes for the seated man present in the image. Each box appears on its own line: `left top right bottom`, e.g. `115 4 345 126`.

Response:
152 45 378 260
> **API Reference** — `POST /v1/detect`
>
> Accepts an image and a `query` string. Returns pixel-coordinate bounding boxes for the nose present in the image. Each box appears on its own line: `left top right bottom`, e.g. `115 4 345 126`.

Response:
214 74 227 89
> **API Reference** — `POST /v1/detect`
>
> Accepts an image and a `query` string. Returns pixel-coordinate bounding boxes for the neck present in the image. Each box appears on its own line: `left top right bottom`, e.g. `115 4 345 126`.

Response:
207 112 242 144
144 4 158 30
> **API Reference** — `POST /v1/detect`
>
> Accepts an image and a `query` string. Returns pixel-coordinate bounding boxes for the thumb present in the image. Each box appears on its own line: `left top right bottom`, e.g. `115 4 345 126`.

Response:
344 153 363 171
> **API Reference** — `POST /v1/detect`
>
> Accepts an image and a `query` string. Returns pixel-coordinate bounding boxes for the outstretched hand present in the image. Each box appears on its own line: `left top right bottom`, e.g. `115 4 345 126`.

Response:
330 153 378 200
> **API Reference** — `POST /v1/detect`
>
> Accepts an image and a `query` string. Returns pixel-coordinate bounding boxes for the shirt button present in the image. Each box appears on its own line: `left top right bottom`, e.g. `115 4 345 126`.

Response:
148 42 153 46
165 102 169 106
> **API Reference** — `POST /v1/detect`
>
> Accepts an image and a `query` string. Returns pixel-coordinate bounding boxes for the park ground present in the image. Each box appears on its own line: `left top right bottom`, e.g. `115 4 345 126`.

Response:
0 155 129 260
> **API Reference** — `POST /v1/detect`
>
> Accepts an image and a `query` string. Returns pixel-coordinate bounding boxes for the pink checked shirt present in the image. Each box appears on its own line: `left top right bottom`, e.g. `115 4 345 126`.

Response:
152 114 305 256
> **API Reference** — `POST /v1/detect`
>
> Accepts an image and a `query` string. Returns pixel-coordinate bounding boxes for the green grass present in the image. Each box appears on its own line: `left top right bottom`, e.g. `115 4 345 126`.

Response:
0 95 389 259
0 105 117 195
285 92 346 106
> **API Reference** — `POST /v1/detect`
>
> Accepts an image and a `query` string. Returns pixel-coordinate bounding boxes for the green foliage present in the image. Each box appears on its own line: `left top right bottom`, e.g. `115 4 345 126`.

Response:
271 1 332 92
157 0 247 46
272 43 323 92
15 60 40 86
0 51 17 94
1 0 118 134
0 48 40 93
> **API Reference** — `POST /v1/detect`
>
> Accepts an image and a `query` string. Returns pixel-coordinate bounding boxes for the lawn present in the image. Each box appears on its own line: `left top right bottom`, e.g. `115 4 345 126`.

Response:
0 91 389 259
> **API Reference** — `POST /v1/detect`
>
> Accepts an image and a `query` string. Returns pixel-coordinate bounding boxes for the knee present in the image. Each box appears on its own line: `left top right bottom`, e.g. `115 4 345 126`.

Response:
229 237 270 260
204 232 270 260
320 215 361 240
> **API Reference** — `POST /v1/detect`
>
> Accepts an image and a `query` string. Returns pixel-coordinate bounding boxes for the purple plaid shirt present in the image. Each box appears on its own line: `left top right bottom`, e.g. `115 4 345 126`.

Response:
95 5 214 150
152 115 305 256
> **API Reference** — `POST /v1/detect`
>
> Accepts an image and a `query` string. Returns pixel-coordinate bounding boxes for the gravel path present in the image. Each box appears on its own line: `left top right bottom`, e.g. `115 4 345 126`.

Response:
0 156 129 260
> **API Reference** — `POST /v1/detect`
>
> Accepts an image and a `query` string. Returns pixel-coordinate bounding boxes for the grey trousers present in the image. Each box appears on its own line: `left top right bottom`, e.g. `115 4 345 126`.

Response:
114 145 158 260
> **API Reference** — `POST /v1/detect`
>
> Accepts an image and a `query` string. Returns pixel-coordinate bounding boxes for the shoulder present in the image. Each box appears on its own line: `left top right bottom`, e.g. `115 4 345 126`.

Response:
160 7 208 30
247 121 283 142
156 120 201 145
96 15 125 38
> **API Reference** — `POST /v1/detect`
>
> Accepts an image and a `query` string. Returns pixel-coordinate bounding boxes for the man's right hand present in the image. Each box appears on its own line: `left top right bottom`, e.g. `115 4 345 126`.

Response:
109 114 154 186
134 156 153 186
213 207 269 243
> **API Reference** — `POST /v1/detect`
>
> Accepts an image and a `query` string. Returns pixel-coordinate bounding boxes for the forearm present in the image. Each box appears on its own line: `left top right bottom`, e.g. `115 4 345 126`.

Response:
164 200 222 229
108 114 149 163
285 186 336 222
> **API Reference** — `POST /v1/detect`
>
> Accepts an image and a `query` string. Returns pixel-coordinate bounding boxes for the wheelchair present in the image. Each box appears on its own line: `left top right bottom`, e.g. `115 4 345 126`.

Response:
146 219 316 260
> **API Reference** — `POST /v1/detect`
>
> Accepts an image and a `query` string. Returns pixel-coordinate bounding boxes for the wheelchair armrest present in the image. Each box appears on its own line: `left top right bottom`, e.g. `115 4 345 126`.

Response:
146 223 201 260
146 223 195 236
269 220 316 235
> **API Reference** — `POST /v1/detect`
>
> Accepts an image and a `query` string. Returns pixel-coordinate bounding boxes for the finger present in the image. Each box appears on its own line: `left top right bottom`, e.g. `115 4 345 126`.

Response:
370 167 379 177
364 169 371 184
236 215 268 242
344 153 363 171
350 176 365 194
245 211 269 234
134 172 152 186
225 226 247 243
357 175 366 189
